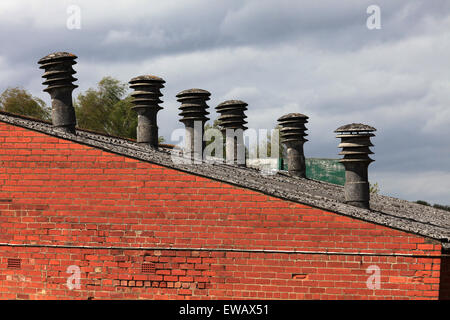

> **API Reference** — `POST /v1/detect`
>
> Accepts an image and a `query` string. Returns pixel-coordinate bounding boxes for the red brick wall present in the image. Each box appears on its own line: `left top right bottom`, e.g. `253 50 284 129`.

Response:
0 122 444 299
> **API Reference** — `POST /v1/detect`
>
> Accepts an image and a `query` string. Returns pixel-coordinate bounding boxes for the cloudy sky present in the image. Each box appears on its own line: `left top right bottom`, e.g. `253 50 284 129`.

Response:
0 0 449 204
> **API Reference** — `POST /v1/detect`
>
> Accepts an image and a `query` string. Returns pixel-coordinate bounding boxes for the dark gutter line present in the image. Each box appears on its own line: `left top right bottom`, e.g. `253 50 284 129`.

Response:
0 242 447 258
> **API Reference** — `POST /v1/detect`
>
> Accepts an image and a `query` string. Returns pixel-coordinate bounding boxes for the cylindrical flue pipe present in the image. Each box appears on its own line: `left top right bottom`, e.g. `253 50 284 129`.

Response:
38 52 78 134
277 113 309 178
216 100 248 166
335 123 376 209
129 75 165 147
176 89 210 162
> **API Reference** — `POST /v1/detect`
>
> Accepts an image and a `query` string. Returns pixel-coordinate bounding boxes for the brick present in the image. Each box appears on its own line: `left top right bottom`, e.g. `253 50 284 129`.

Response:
0 121 445 300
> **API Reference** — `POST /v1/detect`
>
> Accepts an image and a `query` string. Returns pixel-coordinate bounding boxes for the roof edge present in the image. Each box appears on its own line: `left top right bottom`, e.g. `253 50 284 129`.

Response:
0 111 449 244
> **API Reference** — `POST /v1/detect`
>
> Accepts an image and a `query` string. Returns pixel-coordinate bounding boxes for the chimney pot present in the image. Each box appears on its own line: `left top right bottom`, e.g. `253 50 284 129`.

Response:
129 75 165 147
176 88 211 161
216 100 248 166
335 123 376 209
277 113 309 177
38 52 78 134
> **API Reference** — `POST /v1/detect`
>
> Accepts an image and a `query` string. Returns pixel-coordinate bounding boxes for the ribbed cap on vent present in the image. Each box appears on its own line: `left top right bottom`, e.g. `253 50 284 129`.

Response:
38 52 78 134
176 89 210 124
129 75 165 147
277 113 309 178
335 123 376 209
335 123 376 164
176 88 211 161
216 100 248 131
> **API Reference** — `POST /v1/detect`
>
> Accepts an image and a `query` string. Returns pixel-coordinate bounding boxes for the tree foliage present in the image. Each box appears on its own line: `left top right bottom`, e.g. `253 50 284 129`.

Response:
74 77 138 139
369 182 379 194
416 200 450 212
0 87 50 121
1 77 166 142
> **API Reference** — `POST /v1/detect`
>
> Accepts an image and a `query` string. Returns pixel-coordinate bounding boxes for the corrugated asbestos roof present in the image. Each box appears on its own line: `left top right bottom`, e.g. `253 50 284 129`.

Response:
1 111 449 248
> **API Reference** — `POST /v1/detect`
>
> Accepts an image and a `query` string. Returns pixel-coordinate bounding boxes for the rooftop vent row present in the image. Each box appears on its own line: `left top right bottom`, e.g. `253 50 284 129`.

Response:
38 51 375 210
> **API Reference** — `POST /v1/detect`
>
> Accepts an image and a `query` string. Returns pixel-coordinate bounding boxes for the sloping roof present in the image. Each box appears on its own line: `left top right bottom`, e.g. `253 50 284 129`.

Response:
1 111 450 247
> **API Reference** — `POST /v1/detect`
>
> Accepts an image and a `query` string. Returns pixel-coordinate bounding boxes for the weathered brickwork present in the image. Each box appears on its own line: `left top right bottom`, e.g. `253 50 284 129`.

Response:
0 122 446 299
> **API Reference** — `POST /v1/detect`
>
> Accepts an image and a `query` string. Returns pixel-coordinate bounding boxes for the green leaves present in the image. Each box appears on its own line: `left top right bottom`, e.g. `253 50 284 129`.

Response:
0 87 50 121
369 182 379 194
1 76 173 141
74 76 138 139
416 200 450 212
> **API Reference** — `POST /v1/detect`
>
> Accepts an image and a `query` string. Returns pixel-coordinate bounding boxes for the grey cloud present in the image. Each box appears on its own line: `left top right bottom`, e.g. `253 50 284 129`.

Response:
1 0 449 65
0 0 449 203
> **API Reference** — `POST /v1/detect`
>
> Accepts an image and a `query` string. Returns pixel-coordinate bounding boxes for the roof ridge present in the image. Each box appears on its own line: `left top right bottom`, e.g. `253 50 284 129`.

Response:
0 111 449 244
